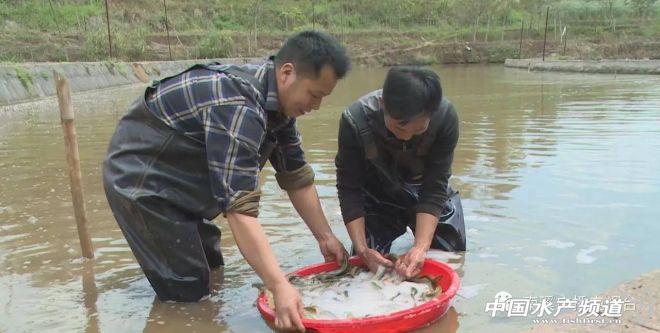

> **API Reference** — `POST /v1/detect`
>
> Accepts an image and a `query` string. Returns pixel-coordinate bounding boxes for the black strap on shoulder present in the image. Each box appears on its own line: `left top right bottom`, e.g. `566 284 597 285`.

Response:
343 108 378 160
344 107 413 199
221 66 265 93
149 62 265 97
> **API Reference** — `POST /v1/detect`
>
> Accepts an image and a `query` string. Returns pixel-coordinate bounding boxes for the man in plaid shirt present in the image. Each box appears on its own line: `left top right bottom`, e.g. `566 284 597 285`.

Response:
103 31 349 331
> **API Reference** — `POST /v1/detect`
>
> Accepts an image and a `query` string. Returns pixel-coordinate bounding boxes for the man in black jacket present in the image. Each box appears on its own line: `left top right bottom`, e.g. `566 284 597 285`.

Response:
335 66 466 279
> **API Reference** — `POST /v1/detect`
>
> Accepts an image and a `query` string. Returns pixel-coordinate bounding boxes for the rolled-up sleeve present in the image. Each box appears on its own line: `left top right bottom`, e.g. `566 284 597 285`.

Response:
335 112 367 224
269 119 315 190
202 103 266 217
415 103 459 218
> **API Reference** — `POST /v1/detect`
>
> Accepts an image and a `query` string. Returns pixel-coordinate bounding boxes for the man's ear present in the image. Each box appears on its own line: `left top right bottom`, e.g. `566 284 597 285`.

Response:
278 62 296 85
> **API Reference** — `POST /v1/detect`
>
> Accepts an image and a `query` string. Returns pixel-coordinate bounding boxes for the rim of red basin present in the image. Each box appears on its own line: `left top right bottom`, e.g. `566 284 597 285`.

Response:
256 256 460 329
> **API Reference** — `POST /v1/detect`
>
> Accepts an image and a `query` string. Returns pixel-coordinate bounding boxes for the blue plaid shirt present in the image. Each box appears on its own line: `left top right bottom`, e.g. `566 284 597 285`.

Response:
144 59 308 212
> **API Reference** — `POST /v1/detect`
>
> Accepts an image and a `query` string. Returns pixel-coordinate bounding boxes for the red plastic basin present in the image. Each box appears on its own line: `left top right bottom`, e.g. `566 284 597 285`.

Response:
257 257 460 333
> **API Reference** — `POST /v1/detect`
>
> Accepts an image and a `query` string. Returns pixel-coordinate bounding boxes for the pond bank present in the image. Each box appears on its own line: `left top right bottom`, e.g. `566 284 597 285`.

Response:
526 269 660 333
505 59 660 75
4 52 660 106
0 58 261 106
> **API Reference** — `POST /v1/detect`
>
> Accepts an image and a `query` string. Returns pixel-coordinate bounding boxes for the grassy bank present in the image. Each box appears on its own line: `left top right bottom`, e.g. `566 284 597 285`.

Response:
1 0 659 64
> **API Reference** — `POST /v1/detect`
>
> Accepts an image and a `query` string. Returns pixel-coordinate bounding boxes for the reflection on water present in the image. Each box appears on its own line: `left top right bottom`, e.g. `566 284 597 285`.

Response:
1 65 659 332
413 307 460 333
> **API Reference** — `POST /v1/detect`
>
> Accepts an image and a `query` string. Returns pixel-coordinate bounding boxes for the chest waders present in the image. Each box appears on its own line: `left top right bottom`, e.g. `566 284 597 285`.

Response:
102 64 275 302
343 100 466 253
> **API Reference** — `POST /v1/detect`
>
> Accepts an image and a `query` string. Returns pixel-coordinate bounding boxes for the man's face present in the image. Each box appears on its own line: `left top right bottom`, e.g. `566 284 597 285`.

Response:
276 63 338 118
384 112 431 141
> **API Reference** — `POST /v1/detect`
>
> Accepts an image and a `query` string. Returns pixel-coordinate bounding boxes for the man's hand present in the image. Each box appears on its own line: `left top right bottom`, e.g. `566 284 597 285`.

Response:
272 281 305 332
286 184 348 266
345 217 394 273
358 248 394 273
318 234 348 264
395 246 427 278
226 212 304 331
395 212 436 278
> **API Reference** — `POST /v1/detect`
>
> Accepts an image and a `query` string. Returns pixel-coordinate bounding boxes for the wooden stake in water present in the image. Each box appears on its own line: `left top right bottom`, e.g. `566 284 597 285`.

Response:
54 71 94 259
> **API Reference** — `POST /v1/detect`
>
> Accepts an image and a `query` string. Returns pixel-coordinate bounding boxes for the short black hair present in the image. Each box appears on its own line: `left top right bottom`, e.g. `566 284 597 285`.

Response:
275 30 350 79
382 66 442 120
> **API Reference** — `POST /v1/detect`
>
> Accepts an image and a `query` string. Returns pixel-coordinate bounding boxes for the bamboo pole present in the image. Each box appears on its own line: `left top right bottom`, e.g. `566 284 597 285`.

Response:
484 15 490 42
501 14 507 41
252 1 259 52
163 0 172 61
48 0 62 38
104 0 113 58
519 19 524 59
54 71 94 259
554 9 557 40
542 7 549 61
563 27 568 55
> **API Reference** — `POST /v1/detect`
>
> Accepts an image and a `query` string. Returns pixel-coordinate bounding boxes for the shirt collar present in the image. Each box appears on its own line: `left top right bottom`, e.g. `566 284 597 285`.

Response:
259 56 280 113
258 56 293 130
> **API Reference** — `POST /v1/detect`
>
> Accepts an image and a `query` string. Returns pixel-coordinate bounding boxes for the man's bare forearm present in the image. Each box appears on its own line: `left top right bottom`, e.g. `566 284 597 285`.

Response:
287 184 333 241
226 212 288 290
346 216 367 255
414 212 438 251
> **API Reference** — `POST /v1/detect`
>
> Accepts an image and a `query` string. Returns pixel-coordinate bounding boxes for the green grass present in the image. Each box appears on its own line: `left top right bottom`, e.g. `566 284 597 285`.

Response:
0 0 658 62
13 65 33 92
197 31 235 59
0 1 101 31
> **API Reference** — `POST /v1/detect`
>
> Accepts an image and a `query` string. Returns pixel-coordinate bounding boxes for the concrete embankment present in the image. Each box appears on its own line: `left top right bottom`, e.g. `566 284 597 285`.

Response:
505 58 660 75
0 58 261 106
